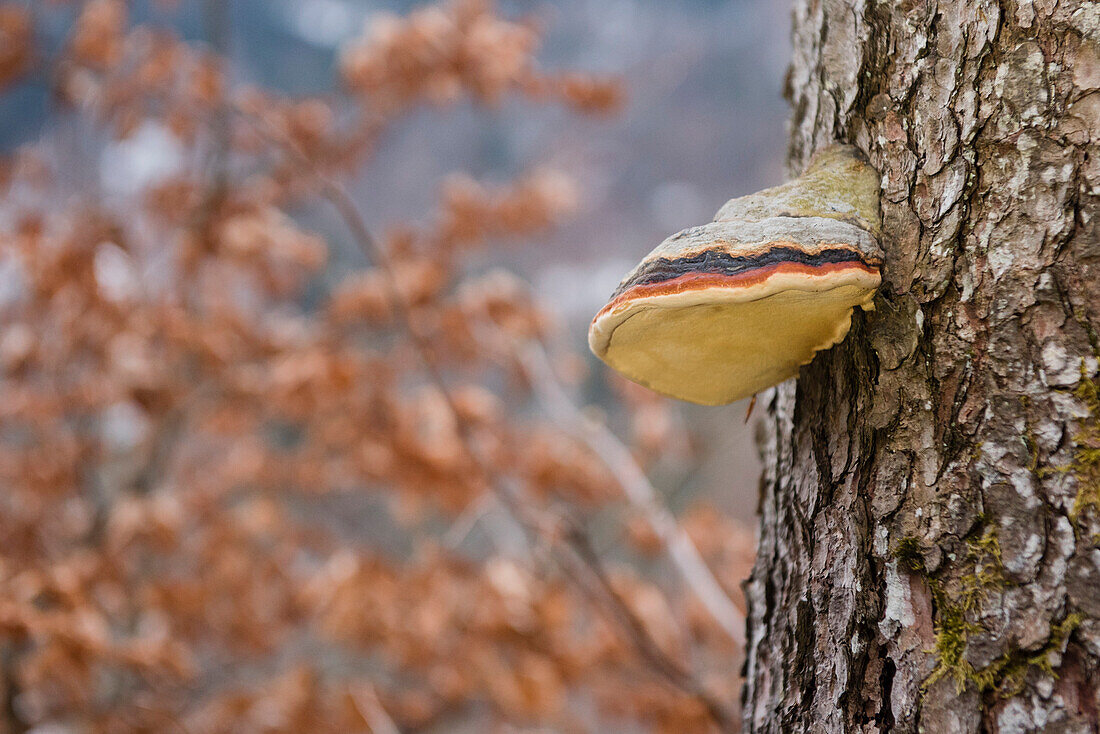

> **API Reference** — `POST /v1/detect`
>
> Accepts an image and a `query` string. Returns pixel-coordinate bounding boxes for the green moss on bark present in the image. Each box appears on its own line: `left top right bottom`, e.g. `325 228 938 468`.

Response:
893 536 925 572
923 525 1006 694
915 523 1081 697
970 614 1083 697
1068 362 1100 534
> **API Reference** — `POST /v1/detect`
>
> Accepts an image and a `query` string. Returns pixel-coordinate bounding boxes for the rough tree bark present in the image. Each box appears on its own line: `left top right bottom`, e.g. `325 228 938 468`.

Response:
742 1 1100 732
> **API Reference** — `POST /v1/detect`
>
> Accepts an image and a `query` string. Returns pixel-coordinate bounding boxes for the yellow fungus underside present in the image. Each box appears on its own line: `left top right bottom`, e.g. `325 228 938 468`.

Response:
591 272 879 405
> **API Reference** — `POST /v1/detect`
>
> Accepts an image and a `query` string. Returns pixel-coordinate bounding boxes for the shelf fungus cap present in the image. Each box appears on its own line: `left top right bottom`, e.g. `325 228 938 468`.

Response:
589 144 883 406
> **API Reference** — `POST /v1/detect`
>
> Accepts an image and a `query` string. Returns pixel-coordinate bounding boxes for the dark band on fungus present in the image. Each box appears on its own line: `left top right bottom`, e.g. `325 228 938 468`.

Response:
610 245 881 300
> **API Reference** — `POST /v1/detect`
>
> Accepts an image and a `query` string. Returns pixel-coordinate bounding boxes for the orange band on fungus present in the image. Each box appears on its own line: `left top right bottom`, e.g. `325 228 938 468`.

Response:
588 144 884 405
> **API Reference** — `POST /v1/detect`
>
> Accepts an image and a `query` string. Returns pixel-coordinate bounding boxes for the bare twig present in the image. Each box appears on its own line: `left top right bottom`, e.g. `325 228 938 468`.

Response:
202 0 232 200
350 683 402 734
232 103 738 731
1 644 29 734
516 340 747 648
442 492 496 549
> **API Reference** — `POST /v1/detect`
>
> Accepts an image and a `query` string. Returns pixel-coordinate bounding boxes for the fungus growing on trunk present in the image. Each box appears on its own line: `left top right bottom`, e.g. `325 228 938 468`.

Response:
589 144 884 406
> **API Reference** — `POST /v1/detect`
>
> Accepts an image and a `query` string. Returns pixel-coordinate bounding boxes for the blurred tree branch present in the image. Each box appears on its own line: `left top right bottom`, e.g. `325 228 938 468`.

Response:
200 0 232 214
232 101 738 731
516 340 747 648
351 683 401 734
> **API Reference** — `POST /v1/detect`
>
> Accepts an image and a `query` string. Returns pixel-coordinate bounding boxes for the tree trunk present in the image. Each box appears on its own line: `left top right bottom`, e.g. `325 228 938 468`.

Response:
742 1 1100 732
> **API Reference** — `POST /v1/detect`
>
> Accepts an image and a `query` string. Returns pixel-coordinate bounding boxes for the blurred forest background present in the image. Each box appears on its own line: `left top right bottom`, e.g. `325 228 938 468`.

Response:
0 0 790 731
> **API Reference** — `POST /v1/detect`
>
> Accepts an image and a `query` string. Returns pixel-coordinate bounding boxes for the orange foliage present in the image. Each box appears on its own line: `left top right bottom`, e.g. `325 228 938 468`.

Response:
0 4 31 90
0 2 752 733
340 0 621 115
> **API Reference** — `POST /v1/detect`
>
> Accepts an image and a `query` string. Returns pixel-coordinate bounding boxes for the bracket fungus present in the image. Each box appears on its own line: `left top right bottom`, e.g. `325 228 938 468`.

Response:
589 144 883 406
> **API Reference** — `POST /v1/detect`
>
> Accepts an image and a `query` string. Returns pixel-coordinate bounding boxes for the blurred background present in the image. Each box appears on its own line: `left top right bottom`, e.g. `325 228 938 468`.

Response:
1 0 791 520
0 0 791 731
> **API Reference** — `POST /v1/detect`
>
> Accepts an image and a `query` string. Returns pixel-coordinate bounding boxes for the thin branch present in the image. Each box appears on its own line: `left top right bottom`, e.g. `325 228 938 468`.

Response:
350 684 402 734
232 103 738 731
199 0 233 217
1 644 29 734
442 492 496 549
516 340 747 649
